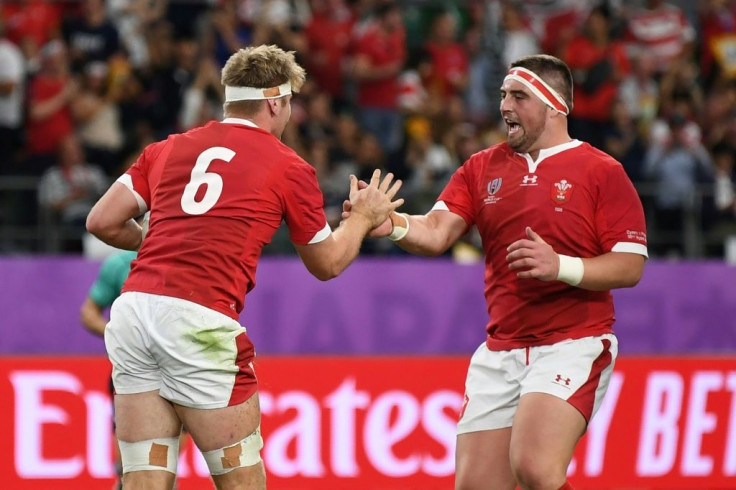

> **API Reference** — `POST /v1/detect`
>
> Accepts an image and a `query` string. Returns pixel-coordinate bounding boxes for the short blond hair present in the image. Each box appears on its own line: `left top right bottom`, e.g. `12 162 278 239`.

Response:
221 45 306 117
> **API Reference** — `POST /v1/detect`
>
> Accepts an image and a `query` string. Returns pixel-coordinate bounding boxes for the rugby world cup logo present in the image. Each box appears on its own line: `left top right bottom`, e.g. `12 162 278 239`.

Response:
487 178 503 195
484 177 503 205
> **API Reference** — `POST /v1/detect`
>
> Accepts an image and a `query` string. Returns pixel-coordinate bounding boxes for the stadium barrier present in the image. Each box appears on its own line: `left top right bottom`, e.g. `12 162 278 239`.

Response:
0 176 730 258
1 258 735 355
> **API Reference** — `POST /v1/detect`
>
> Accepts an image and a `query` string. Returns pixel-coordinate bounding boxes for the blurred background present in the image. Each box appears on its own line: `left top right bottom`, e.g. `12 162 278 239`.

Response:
1 0 736 488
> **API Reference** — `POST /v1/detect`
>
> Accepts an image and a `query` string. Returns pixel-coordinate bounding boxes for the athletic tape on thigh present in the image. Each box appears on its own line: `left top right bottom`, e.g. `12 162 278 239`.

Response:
118 436 180 474
202 427 264 475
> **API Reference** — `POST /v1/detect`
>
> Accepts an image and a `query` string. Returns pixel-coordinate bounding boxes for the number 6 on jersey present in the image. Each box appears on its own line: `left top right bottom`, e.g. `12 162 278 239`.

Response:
181 147 236 215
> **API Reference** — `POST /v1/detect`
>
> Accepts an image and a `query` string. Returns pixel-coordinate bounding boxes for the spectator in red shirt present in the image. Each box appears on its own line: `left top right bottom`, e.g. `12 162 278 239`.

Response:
26 40 76 175
3 0 60 65
562 5 630 149
351 1 406 154
422 11 468 102
304 0 355 109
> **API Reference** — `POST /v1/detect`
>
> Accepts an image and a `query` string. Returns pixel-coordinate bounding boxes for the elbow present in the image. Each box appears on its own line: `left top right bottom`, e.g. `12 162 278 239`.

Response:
413 242 451 258
616 266 644 289
86 207 116 242
624 269 643 288
79 305 95 333
315 272 336 282
311 265 340 282
85 208 104 237
302 258 336 281
80 312 92 333
425 248 448 258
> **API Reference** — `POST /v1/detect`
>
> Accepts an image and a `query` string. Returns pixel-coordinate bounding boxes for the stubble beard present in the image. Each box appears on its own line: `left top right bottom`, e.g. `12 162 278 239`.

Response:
508 119 545 154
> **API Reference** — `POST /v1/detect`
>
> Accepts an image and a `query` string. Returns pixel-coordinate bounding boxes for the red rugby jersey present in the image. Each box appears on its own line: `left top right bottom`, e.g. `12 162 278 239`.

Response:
118 118 330 319
436 140 648 350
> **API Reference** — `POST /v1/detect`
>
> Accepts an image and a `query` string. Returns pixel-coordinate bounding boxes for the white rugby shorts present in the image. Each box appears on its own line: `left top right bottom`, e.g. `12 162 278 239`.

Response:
457 334 617 434
105 291 257 409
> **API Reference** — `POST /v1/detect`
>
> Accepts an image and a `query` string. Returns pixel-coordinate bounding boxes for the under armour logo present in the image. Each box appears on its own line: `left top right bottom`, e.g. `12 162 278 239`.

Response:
554 374 571 386
522 174 538 185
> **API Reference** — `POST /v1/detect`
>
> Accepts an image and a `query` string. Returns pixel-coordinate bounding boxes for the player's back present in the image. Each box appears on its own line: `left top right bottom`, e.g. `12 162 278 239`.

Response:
123 119 319 319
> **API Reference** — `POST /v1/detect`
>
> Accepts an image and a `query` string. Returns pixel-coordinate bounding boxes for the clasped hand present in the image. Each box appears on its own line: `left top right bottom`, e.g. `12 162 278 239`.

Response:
348 169 404 229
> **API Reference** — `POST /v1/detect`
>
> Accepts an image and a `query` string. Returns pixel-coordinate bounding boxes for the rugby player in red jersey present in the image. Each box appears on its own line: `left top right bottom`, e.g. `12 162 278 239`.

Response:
87 44 403 490
345 54 647 490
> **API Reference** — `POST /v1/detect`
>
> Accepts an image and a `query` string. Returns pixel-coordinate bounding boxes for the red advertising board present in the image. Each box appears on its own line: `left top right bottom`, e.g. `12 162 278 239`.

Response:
1 356 735 489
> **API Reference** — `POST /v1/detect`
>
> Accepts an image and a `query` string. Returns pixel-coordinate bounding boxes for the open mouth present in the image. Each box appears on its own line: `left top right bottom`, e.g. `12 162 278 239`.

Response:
506 120 521 136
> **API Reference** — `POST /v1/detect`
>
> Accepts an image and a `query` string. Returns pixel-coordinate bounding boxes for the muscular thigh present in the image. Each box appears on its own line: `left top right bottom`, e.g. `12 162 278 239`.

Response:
114 390 182 442
176 392 261 451
455 429 516 490
509 335 617 479
510 392 585 474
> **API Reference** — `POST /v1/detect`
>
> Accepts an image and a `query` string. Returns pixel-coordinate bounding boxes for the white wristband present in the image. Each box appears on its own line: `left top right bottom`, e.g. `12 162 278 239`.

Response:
388 213 409 241
556 254 584 286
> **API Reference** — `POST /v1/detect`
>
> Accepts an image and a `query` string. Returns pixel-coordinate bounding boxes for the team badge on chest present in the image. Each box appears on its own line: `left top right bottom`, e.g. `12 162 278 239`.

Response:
551 179 573 204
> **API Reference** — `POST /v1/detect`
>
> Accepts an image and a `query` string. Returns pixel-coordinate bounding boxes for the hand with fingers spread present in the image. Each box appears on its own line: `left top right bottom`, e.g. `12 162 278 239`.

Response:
505 226 560 281
347 169 404 230
342 187 393 238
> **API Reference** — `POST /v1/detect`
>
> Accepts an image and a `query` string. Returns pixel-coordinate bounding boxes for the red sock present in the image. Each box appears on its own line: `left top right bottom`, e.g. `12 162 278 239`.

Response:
557 482 574 490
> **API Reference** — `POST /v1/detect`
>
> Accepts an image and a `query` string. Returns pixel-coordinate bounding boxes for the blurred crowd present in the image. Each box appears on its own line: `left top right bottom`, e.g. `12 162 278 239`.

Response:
1 0 736 259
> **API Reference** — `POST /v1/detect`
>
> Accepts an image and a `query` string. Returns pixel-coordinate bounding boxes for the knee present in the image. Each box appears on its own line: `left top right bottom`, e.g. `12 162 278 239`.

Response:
118 437 180 474
202 427 264 476
510 454 566 490
455 463 515 490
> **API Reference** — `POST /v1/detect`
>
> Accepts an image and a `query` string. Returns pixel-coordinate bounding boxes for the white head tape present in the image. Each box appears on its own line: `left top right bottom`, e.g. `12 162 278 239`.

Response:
225 82 292 102
504 67 569 115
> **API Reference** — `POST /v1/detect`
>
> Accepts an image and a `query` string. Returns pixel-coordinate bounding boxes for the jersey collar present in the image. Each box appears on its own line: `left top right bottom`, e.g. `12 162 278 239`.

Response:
518 139 583 173
222 117 259 128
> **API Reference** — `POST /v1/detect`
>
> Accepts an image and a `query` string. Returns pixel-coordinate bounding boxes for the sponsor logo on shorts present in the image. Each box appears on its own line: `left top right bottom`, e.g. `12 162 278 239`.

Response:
554 373 572 388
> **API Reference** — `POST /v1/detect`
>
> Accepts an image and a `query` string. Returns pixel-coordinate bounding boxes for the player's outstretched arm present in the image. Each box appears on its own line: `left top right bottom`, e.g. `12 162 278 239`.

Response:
385 211 467 256
295 170 403 280
86 182 145 250
342 199 468 256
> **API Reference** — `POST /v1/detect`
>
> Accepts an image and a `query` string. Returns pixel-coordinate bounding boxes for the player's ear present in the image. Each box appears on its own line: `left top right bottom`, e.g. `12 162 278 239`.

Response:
266 99 279 116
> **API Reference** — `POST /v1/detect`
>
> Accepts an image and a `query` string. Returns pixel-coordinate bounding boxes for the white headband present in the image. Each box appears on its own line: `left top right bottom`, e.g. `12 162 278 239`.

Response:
225 82 292 102
504 67 569 115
